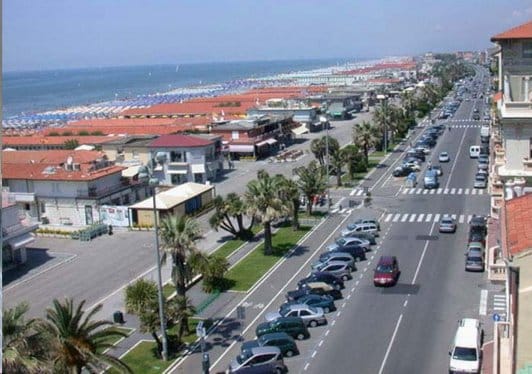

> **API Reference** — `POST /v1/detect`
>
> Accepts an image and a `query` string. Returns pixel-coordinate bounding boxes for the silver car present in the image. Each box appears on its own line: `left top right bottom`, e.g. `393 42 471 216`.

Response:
313 252 355 271
229 346 284 373
312 261 353 281
265 304 327 328
439 215 457 233
340 223 378 239
474 174 487 188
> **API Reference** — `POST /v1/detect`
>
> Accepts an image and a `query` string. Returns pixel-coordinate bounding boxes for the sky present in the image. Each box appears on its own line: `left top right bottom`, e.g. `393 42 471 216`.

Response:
3 0 532 72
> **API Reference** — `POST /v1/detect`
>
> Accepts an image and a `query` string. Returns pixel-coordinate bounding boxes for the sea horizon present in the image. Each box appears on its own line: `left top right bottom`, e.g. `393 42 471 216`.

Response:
2 56 373 119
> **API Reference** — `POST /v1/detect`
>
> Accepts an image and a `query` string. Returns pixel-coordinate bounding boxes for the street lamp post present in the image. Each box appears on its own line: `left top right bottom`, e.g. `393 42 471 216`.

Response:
139 164 169 361
376 94 388 155
320 116 330 212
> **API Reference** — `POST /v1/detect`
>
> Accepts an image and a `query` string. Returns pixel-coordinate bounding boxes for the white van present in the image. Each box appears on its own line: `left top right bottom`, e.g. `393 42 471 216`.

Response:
449 318 482 374
469 145 480 158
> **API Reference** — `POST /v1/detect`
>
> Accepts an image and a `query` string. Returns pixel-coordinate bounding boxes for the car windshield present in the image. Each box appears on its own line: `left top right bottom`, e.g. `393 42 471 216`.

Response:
440 153 448 157
476 176 485 181
453 347 477 361
376 264 393 273
336 238 346 246
441 219 453 225
346 223 356 230
467 255 481 262
279 305 290 315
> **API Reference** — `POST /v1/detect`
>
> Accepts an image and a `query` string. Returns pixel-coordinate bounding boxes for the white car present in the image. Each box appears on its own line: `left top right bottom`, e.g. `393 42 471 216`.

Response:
402 161 421 171
438 152 450 162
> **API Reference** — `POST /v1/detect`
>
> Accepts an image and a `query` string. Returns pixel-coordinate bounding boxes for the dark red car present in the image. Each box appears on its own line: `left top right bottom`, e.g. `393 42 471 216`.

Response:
373 256 400 287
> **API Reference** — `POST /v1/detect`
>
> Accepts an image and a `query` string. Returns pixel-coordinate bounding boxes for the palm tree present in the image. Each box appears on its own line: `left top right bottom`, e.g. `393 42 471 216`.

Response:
209 193 254 239
167 296 196 344
310 138 324 165
40 298 132 373
190 254 230 293
245 170 289 255
352 121 379 165
342 144 365 180
124 279 166 358
3 302 49 373
329 149 346 187
63 139 79 150
294 161 327 215
159 216 203 298
310 136 339 166
277 176 301 230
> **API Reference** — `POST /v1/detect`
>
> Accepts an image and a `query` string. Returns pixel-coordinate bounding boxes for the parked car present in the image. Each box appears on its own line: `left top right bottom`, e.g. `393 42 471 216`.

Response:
424 169 439 189
265 304 327 328
406 150 426 162
393 166 412 177
241 332 299 358
439 152 450 162
402 161 422 171
229 361 288 374
350 218 381 231
465 250 484 272
469 215 487 235
477 157 489 171
333 232 371 250
439 215 457 233
327 241 367 262
449 319 482 374
312 261 353 281
467 241 485 255
298 272 344 290
468 230 486 246
337 223 379 239
256 316 310 341
476 168 488 176
473 174 487 189
373 256 400 287
341 231 377 245
286 282 342 301
283 294 336 314
314 252 356 271
229 346 284 373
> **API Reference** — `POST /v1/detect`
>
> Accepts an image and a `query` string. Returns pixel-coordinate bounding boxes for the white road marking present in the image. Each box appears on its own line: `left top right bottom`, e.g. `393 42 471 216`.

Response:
479 289 488 315
325 330 330 336
471 188 477 195
467 215 473 222
451 188 456 194
385 213 393 222
312 351 317 358
423 189 429 195
332 320 337 326
430 189 435 194
434 214 440 222
425 214 432 222
409 214 417 222
403 299 408 307
465 188 470 195
318 340 324 347
401 214 409 222
445 123 469 189
417 214 425 222
355 281 360 286
412 220 437 284
444 188 449 194
304 363 310 371
459 215 465 223
393 214 401 222
337 311 342 317
458 188 463 194
342 302 347 308
402 189 408 195
378 314 403 374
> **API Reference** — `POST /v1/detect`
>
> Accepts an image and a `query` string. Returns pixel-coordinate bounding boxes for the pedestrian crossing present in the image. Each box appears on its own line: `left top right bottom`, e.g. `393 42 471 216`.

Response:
331 207 354 214
492 294 507 320
449 124 482 128
383 212 475 224
401 187 485 195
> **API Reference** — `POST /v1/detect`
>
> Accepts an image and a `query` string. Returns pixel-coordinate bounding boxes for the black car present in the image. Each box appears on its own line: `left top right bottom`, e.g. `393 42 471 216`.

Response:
327 245 367 262
406 150 425 162
298 272 345 290
468 230 486 246
470 215 487 234
392 166 413 177
286 283 343 301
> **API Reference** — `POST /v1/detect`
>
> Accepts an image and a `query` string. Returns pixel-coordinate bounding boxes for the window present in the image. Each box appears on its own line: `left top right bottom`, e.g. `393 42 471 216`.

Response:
232 131 240 140
132 150 139 159
523 41 532 58
24 203 30 211
300 310 311 316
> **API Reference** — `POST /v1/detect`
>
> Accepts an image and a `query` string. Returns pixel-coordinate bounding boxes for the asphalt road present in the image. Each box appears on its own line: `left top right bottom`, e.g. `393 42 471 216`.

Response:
168 65 495 374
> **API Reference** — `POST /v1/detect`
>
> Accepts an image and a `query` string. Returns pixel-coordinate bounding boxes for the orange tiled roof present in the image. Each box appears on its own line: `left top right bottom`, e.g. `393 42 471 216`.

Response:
491 21 532 41
2 149 107 164
493 91 503 102
2 135 122 146
504 193 532 256
2 162 125 181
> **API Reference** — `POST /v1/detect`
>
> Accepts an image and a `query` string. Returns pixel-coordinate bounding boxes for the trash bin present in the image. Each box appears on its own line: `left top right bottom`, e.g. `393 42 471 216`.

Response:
113 311 124 324
108 225 113 235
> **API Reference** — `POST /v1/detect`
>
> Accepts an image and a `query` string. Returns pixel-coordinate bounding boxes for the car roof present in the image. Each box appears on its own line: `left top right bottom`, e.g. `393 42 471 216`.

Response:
324 251 354 258
454 319 480 348
246 346 282 355
260 332 292 340
377 256 396 265
322 260 350 267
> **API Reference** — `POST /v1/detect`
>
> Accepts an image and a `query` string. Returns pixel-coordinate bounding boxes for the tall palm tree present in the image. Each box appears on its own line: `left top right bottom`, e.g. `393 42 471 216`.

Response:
310 138 324 165
342 144 365 180
277 175 301 230
40 298 132 373
189 254 230 293
352 121 379 165
310 136 339 166
3 302 49 373
294 161 327 215
159 216 203 297
329 149 346 187
245 170 289 255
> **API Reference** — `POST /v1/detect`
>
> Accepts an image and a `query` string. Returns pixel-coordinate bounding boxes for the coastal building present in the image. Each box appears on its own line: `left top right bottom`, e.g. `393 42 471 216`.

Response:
247 99 321 132
2 198 39 270
128 182 215 227
321 92 363 120
210 115 294 159
489 21 532 218
147 134 224 185
1 150 147 226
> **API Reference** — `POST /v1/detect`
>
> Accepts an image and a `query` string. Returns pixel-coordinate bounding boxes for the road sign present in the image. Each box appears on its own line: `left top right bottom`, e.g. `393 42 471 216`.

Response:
493 313 501 322
196 321 206 338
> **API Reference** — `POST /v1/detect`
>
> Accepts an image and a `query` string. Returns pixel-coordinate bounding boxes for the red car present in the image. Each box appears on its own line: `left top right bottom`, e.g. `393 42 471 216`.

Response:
373 256 400 287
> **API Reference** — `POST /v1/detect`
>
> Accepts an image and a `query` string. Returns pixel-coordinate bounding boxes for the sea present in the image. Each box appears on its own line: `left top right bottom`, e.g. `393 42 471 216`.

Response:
2 58 353 119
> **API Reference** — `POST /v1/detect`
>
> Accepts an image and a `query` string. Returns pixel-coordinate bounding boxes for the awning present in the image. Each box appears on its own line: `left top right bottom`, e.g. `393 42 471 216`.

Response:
191 164 206 174
9 234 35 249
256 140 269 147
266 138 278 145
122 165 141 178
229 144 255 153
292 126 309 135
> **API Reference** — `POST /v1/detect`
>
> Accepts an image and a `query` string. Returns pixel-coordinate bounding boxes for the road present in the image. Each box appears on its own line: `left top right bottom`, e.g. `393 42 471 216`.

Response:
168 65 498 374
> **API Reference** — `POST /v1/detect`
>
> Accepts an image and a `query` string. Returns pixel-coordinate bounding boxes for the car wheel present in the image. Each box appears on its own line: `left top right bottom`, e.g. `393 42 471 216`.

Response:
285 350 294 358
323 307 330 313
296 333 305 340
334 284 341 290
275 367 284 374
309 320 318 328
342 274 349 281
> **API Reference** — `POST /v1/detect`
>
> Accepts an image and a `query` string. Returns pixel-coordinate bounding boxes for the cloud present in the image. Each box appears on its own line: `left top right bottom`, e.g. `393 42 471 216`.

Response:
434 24 443 32
512 9 523 17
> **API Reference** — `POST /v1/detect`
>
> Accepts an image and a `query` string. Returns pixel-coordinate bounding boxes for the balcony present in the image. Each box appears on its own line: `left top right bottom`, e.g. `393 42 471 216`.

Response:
501 75 532 119
167 162 189 174
495 147 506 165
10 192 36 203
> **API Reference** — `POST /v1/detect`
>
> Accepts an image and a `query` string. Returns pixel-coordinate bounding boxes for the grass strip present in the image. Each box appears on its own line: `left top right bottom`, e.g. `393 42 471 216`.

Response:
107 341 173 374
211 225 262 259
224 225 311 292
97 326 134 354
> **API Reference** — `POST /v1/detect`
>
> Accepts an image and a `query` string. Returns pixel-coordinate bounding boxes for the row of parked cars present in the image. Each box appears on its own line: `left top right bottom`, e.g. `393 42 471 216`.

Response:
227 218 382 373
464 216 488 272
